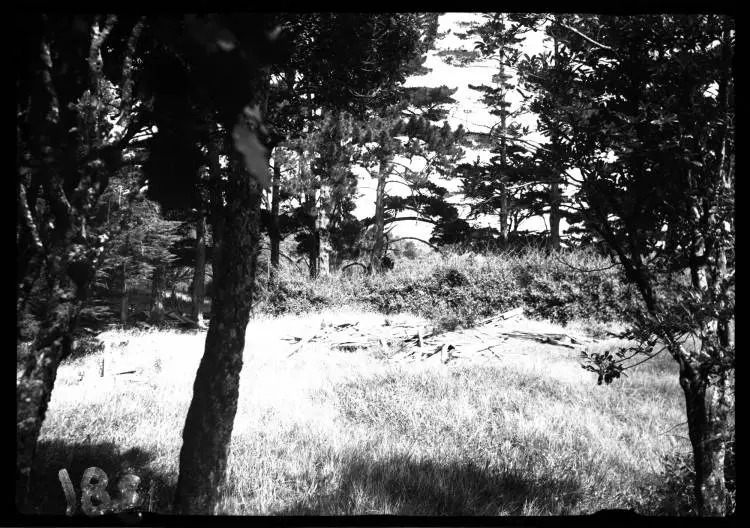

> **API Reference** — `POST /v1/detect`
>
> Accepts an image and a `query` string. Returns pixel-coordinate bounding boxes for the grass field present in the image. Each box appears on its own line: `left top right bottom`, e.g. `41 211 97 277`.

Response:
25 309 695 516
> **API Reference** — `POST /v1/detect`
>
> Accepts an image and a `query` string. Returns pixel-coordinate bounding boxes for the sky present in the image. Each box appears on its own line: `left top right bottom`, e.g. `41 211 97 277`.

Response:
353 13 568 243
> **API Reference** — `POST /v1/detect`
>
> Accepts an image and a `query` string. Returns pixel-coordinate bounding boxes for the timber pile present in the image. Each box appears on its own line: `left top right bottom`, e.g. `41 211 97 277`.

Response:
280 307 595 364
281 319 420 357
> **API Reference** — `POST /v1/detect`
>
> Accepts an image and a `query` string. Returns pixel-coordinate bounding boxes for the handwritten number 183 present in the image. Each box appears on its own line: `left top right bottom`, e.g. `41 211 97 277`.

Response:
58 466 142 516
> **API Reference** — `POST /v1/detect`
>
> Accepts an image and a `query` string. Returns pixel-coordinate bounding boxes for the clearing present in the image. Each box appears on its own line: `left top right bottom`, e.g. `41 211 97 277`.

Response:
29 309 688 515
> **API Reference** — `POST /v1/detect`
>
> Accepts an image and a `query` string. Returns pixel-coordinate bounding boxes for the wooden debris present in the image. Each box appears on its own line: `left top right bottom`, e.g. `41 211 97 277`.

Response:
274 309 598 366
287 331 318 357
481 307 524 325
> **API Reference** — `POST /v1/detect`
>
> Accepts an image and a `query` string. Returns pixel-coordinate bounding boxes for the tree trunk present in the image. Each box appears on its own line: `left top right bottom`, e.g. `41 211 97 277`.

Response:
369 167 388 273
498 189 509 247
269 160 281 276
16 247 87 511
192 211 207 327
120 260 129 323
307 192 320 279
309 232 320 278
16 19 132 510
548 178 561 251
174 154 262 514
498 85 509 248
547 36 562 252
149 263 166 324
316 187 332 277
676 350 733 515
329 249 343 273
319 230 332 276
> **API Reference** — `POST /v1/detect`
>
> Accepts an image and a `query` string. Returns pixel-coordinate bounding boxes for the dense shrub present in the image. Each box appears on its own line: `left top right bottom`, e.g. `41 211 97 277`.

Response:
254 247 637 328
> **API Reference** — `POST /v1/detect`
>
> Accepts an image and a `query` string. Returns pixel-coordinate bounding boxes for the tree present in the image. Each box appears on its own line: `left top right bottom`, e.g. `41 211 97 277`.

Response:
95 171 180 324
16 14 148 508
525 14 735 515
261 14 443 278
353 86 465 271
171 13 446 513
444 14 567 249
286 110 359 277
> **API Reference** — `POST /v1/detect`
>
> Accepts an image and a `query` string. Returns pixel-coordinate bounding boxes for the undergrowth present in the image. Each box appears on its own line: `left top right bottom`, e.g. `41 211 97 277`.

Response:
254 246 638 331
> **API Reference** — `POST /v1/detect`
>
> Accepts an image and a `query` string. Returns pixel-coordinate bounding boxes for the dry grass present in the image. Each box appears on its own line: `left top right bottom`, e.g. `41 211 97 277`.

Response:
26 309 688 516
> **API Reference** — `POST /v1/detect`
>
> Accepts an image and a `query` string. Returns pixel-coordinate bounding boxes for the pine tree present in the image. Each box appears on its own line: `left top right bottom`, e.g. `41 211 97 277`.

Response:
353 86 465 271
443 14 565 249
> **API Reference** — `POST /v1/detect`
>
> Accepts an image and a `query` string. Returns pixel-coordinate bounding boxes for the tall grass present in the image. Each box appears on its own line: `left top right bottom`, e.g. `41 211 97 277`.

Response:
24 310 695 516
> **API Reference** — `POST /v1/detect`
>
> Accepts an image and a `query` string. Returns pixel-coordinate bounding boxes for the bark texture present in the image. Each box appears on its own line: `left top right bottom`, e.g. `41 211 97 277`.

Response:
17 247 86 510
369 166 388 273
174 155 262 514
677 356 733 515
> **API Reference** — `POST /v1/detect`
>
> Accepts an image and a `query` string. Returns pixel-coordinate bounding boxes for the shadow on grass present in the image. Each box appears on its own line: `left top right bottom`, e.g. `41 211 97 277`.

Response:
20 438 174 516
272 453 583 515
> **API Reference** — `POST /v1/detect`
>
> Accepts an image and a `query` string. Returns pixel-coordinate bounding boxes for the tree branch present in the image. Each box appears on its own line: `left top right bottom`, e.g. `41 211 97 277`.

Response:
36 35 60 129
551 250 621 273
114 17 147 134
89 14 118 92
18 183 45 253
383 216 438 226
385 179 413 189
33 33 72 234
558 21 614 52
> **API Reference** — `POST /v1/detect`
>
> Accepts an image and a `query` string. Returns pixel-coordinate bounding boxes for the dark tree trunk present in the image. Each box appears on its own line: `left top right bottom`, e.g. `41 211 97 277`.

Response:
677 351 733 516
174 154 262 514
192 211 207 327
369 168 388 273
547 36 562 253
306 192 320 279
269 161 281 276
16 21 111 508
548 179 561 251
498 72 510 249
17 247 85 510
309 229 320 279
